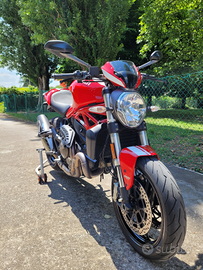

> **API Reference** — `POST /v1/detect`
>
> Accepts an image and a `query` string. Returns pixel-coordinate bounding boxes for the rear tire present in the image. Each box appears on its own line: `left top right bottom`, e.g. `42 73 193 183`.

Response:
46 154 61 171
112 156 186 261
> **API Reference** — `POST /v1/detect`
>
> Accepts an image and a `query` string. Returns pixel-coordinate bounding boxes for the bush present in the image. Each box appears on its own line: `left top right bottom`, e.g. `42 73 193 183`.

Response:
0 102 5 113
0 86 41 112
152 96 179 109
151 96 198 109
0 86 38 95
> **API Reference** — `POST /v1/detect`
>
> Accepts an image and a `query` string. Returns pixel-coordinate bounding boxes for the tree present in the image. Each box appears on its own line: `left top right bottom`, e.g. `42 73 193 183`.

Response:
137 0 203 74
0 0 58 90
17 0 135 67
192 74 203 109
117 0 144 66
19 76 36 87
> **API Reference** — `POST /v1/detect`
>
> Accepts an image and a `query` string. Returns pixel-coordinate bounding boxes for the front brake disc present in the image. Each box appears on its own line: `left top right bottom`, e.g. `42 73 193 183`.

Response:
120 181 152 235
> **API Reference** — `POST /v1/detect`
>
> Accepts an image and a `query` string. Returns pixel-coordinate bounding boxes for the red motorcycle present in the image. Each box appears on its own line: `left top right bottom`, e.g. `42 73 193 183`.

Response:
37 40 186 261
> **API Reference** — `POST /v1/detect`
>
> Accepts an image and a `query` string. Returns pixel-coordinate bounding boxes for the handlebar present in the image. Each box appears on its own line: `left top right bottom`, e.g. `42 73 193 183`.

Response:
52 73 76 80
141 73 167 84
52 70 88 81
52 70 167 85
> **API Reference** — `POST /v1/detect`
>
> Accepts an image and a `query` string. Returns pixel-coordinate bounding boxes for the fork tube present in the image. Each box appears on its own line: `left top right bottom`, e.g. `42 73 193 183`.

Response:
102 87 126 189
138 130 149 145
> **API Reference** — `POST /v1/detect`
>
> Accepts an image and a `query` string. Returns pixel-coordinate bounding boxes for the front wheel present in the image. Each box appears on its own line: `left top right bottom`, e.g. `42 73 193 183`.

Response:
112 156 186 261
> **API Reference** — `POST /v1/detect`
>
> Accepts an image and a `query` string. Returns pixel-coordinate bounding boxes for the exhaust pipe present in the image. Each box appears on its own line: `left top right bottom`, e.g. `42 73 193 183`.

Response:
57 152 104 179
37 114 52 137
57 152 92 178
74 152 104 178
37 114 54 152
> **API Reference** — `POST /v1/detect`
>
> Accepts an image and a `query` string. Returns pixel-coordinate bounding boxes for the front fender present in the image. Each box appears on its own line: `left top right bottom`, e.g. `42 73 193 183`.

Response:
119 146 158 190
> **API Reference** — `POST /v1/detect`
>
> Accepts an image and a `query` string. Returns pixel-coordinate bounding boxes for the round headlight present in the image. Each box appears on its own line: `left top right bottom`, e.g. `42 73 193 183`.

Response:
116 92 146 127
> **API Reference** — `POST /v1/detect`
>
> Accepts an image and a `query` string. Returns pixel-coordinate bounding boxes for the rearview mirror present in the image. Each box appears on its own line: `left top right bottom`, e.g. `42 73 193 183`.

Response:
44 40 74 58
44 40 91 68
137 50 163 70
150 50 163 62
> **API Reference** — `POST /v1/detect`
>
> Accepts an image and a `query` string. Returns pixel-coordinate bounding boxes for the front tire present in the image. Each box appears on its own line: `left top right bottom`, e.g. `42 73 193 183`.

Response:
112 156 186 261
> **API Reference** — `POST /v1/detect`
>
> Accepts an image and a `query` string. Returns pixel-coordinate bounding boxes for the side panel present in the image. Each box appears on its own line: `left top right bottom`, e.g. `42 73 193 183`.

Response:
119 146 158 190
44 89 60 105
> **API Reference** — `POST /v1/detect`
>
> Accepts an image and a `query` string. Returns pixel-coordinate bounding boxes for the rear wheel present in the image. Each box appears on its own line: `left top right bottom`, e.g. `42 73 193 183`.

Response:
112 156 186 261
46 154 61 171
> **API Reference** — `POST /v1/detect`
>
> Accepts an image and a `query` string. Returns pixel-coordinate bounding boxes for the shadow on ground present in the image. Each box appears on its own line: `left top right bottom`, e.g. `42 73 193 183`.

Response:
47 170 202 270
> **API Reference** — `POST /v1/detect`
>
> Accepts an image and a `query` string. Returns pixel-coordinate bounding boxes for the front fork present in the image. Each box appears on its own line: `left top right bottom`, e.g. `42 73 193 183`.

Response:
102 87 148 205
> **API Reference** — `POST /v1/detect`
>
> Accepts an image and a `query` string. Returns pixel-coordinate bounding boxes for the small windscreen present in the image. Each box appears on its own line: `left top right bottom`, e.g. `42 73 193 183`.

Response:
110 60 139 89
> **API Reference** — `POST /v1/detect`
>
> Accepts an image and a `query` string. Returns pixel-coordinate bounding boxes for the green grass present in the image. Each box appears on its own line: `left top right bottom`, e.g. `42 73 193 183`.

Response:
147 109 203 123
6 112 60 122
146 117 203 173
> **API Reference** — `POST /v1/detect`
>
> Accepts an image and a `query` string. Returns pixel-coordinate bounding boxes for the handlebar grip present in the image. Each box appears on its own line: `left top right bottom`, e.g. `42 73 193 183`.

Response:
52 73 75 80
141 73 167 83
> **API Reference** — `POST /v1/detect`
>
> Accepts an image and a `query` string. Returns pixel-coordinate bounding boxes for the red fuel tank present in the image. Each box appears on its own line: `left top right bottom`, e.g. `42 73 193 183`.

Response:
69 80 105 112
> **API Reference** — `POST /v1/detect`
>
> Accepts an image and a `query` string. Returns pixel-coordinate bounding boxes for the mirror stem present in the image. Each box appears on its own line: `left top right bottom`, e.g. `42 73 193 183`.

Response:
61 53 91 69
137 60 158 70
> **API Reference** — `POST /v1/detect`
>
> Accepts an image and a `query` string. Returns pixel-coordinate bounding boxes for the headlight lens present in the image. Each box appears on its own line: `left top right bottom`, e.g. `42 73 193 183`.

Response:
116 92 146 127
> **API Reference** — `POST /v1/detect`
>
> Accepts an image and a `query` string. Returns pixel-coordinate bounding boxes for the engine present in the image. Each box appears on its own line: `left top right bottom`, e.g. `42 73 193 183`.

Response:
58 125 75 160
38 115 103 179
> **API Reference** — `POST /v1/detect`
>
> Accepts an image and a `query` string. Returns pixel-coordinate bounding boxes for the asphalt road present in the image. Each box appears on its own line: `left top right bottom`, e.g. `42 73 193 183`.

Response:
0 114 203 270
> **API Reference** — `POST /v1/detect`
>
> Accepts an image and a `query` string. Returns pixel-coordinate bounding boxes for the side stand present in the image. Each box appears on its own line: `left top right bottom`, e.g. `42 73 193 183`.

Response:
35 148 48 184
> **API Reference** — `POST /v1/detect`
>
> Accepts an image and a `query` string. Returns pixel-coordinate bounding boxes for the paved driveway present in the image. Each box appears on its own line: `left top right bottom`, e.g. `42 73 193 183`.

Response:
0 114 202 270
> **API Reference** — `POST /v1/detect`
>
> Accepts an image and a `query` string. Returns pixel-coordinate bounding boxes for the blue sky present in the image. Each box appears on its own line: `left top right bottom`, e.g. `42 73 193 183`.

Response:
0 67 58 88
0 67 21 88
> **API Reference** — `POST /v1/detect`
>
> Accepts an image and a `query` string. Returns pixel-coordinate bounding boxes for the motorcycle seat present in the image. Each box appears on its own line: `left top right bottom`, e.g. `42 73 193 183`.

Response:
51 90 73 117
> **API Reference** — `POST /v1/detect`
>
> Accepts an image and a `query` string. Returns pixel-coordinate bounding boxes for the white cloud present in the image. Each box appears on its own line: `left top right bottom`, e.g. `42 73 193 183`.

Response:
0 67 60 88
0 68 21 88
49 79 60 87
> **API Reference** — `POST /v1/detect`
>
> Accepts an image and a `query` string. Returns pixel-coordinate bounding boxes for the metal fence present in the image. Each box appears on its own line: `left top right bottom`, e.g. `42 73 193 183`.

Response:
0 72 202 173
0 91 45 113
138 71 203 173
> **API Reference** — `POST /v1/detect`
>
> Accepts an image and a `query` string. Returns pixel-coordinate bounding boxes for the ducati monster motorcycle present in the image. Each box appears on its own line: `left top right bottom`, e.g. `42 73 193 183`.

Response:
37 40 186 261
